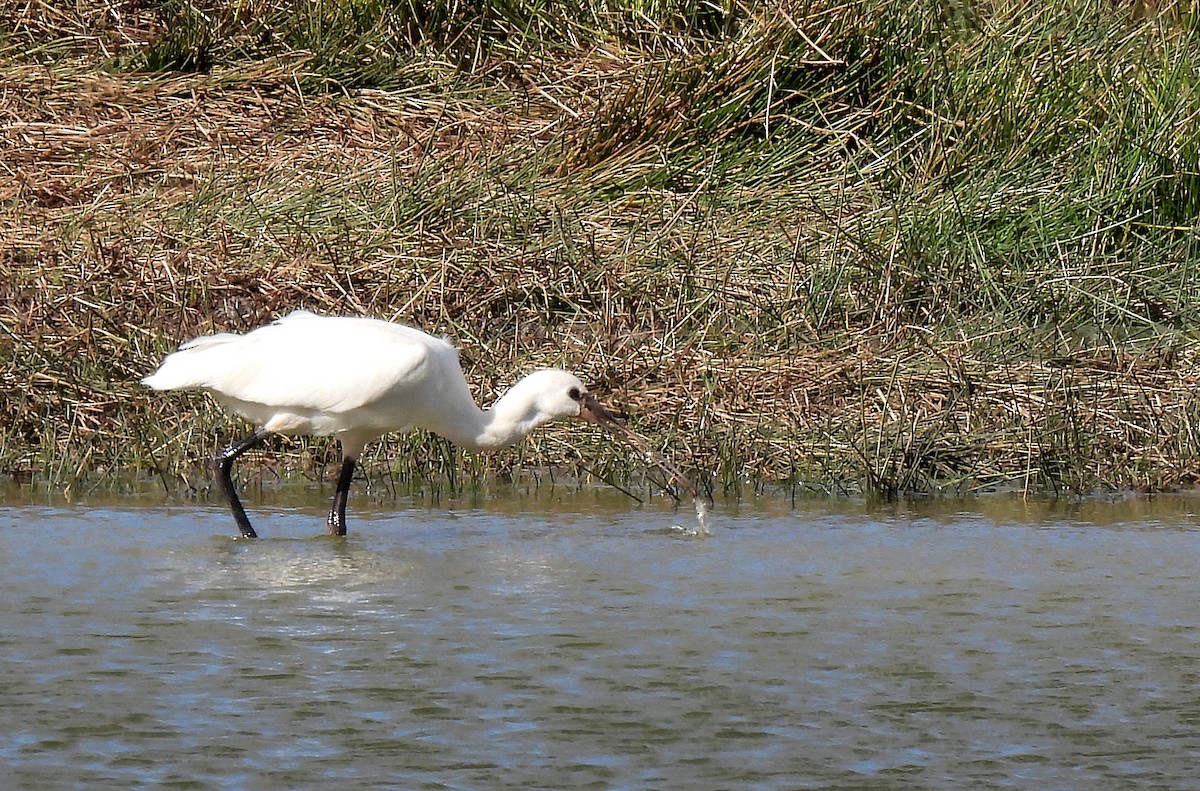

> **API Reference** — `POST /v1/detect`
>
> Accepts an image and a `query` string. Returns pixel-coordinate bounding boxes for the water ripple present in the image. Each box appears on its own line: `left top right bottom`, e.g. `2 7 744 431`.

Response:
2 498 1199 788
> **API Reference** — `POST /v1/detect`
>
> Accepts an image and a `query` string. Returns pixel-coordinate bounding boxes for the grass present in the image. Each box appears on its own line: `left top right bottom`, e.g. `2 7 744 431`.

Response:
2 0 1200 499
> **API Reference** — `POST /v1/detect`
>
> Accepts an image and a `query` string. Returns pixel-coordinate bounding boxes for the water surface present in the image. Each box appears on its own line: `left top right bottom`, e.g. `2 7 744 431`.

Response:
2 491 1199 789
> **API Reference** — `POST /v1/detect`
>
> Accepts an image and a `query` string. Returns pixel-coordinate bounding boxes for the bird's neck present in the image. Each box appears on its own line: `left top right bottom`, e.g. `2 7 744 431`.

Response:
441 382 551 451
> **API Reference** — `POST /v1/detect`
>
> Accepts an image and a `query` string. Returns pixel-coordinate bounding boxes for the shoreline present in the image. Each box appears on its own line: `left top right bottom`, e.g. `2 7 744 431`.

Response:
4 3 1198 497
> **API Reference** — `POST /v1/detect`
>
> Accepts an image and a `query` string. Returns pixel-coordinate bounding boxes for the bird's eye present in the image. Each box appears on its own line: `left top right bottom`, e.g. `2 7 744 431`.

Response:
568 387 582 401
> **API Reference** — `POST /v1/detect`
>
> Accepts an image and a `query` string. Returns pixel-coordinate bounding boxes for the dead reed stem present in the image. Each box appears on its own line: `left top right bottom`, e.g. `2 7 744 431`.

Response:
3 1 1199 497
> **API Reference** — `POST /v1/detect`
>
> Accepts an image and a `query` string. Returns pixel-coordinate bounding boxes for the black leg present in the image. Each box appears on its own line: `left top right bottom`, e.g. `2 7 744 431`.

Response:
327 455 357 536
212 428 272 539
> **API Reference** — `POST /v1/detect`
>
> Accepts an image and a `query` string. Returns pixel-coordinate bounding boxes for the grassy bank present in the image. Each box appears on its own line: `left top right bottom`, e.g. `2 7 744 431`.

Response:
3 0 1200 498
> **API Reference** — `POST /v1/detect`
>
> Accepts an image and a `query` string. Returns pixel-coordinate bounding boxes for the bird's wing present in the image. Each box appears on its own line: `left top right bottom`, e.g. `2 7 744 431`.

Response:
187 313 448 414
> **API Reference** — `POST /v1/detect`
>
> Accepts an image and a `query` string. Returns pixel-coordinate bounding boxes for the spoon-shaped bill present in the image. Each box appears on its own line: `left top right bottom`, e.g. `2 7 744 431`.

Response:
578 393 699 499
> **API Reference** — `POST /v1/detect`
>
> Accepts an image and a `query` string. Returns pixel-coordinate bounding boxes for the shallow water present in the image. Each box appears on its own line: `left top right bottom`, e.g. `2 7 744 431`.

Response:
2 490 1199 789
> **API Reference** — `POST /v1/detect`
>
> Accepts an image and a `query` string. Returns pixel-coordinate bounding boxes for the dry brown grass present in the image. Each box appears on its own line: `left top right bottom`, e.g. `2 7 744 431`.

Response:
4 1 1200 498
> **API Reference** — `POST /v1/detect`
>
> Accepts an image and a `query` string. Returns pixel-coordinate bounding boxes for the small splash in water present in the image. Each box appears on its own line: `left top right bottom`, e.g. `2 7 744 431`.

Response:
670 498 712 537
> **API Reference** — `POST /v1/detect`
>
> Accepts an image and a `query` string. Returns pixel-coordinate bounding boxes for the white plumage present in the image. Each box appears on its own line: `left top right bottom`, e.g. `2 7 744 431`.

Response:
144 310 612 537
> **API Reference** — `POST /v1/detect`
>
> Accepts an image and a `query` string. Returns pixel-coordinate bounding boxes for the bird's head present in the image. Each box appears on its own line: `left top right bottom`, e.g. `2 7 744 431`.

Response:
518 369 699 499
518 369 624 429
513 369 598 422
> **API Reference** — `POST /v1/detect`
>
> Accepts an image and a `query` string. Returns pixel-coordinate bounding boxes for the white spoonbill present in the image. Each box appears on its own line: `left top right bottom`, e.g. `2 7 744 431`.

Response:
143 309 696 538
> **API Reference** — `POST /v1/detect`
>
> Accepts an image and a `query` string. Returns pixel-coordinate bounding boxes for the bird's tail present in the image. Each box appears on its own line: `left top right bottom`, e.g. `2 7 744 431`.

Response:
141 333 241 390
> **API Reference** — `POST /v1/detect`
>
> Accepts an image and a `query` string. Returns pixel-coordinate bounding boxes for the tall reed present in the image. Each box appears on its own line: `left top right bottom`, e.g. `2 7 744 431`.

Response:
2 1 1198 497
